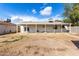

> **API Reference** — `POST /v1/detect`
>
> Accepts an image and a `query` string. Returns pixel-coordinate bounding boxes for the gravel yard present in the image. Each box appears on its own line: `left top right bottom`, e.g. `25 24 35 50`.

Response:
0 33 79 56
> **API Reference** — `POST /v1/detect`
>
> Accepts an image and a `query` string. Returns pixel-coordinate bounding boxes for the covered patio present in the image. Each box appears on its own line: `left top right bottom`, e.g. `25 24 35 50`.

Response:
17 21 71 33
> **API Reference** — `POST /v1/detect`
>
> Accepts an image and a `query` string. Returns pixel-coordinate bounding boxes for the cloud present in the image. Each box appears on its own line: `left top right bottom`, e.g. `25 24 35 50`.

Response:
52 14 63 21
10 15 49 24
40 6 52 16
10 14 63 24
32 9 37 14
11 16 23 24
11 16 38 23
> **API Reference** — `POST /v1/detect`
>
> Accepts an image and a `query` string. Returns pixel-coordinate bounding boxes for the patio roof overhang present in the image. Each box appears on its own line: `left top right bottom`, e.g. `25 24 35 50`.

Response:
17 22 70 26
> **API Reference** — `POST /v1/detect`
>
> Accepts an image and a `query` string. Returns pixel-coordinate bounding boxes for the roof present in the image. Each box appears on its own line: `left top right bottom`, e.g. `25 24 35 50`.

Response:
0 21 16 26
18 21 70 25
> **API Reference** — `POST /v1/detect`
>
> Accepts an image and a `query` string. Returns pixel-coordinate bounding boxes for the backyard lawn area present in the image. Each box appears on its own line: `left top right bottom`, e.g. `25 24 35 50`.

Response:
0 33 79 56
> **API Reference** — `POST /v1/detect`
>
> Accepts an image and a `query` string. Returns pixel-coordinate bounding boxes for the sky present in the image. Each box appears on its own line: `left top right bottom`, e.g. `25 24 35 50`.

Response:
0 3 64 23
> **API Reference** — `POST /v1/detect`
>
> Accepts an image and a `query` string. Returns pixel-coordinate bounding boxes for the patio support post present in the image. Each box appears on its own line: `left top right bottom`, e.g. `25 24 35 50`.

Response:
54 24 55 33
69 23 71 33
45 24 46 33
61 24 62 32
26 24 27 33
20 25 24 33
16 25 18 33
36 24 37 32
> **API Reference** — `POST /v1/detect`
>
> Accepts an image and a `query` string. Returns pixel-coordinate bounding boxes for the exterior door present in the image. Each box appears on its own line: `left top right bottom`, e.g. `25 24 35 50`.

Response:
27 27 29 32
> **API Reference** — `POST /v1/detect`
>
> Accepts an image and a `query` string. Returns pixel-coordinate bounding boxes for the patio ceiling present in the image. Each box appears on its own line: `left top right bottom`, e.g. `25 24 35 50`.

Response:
18 22 70 26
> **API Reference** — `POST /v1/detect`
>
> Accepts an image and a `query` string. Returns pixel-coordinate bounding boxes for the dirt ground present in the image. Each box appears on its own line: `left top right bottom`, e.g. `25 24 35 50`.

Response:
0 33 79 56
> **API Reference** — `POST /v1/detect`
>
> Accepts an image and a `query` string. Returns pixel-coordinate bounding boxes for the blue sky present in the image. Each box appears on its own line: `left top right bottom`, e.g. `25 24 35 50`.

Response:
0 3 64 23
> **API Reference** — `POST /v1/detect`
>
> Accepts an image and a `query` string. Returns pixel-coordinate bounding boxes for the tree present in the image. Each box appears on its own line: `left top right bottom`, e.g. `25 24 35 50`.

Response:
69 4 79 25
63 3 73 18
63 3 79 26
6 18 11 23
48 18 53 22
63 18 71 23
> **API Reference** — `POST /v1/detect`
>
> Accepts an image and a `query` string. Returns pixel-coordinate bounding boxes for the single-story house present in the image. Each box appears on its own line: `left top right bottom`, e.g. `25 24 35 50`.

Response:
17 21 71 33
0 21 16 34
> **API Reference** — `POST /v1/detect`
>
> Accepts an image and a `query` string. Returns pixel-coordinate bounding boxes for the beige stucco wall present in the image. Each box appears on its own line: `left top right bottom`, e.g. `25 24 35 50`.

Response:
20 25 66 33
0 25 16 34
0 25 5 34
70 26 79 33
46 25 55 32
27 25 36 33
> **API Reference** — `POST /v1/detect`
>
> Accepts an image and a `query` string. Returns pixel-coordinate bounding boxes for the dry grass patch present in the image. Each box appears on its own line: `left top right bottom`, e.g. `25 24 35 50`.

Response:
0 33 78 56
0 34 30 43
